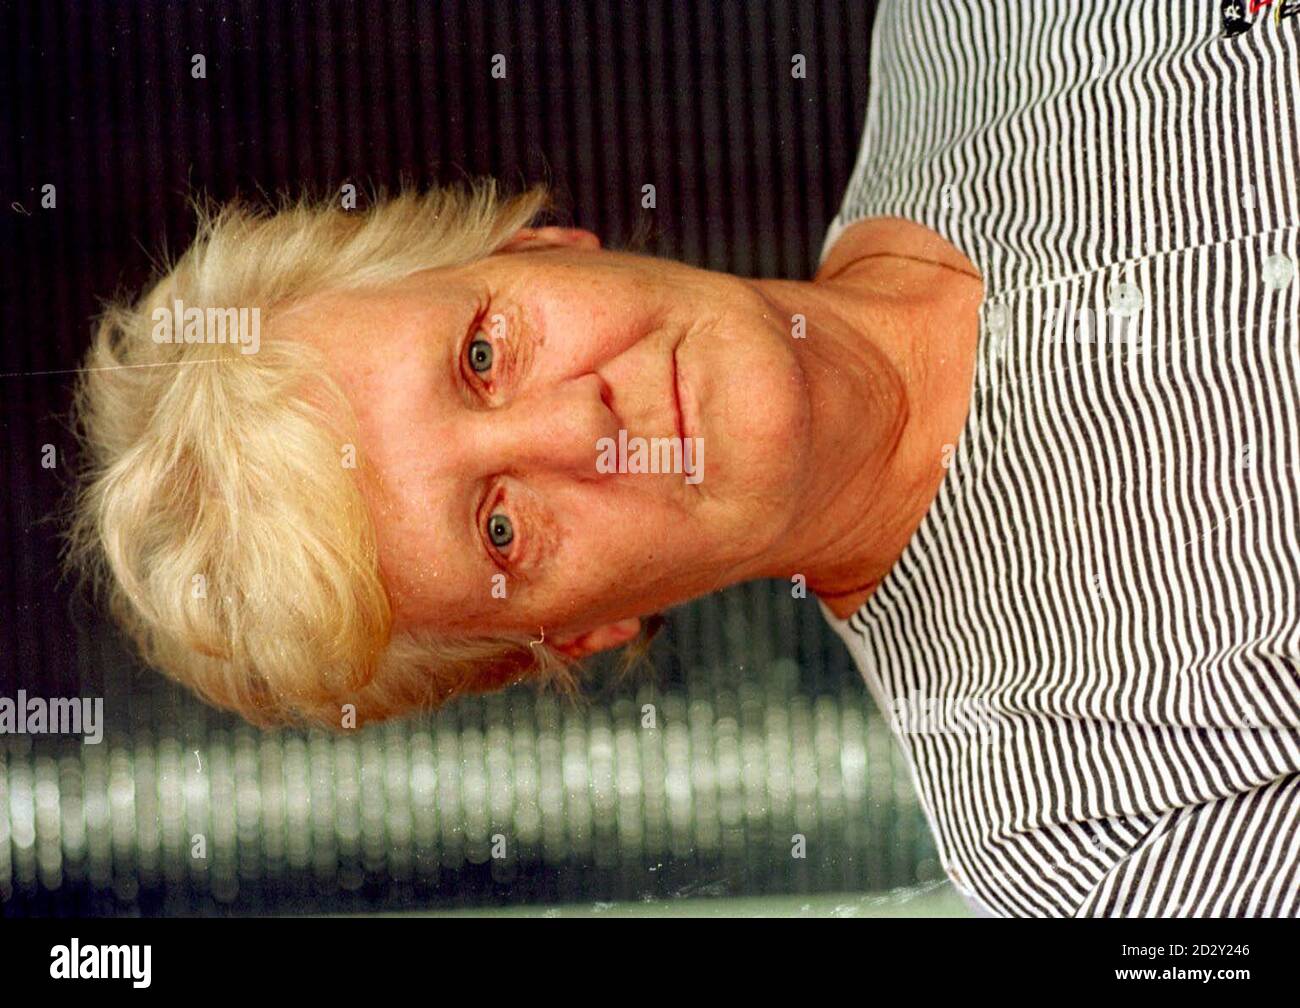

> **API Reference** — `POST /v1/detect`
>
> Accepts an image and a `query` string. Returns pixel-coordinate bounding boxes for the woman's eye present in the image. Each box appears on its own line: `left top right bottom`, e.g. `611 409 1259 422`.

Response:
487 512 514 550
468 337 494 373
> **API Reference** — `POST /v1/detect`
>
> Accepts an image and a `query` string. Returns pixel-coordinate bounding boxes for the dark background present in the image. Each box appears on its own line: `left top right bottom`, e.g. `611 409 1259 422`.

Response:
0 1 943 917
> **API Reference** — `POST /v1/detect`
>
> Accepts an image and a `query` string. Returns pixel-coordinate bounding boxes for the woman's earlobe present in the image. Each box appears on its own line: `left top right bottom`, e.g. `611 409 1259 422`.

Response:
498 226 601 253
549 617 641 659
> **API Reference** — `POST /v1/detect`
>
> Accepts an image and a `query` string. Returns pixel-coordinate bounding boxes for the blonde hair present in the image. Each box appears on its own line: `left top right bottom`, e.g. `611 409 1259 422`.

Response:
69 182 650 729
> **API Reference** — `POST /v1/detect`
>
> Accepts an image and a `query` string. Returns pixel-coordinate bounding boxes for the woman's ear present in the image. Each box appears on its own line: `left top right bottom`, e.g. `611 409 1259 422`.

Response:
497 226 601 253
549 618 641 660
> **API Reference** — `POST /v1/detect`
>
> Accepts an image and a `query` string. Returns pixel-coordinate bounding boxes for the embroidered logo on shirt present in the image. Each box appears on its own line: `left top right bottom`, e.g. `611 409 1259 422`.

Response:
1222 0 1300 37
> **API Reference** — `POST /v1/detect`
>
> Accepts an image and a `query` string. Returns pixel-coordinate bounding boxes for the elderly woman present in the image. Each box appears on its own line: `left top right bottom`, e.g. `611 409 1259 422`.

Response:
73 3 1299 917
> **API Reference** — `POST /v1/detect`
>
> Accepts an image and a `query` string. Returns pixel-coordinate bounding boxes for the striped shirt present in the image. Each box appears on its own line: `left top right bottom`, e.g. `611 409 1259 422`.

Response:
818 1 1300 916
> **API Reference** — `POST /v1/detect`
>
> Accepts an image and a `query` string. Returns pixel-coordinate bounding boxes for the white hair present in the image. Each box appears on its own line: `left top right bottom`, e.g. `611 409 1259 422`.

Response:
68 182 605 728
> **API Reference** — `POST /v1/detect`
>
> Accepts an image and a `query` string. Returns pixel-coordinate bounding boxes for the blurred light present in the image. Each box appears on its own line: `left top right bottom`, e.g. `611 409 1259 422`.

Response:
0 668 938 913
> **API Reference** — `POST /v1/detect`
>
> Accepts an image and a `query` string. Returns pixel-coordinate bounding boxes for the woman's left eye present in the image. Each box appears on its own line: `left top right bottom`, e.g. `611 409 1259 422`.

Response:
468 337 493 373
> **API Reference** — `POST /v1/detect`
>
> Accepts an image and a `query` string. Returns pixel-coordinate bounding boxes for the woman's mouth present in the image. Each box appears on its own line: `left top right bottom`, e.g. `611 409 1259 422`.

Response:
672 342 695 441
671 350 685 439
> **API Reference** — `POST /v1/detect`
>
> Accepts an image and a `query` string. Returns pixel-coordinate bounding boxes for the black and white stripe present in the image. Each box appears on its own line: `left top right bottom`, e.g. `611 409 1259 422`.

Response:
820 1 1300 916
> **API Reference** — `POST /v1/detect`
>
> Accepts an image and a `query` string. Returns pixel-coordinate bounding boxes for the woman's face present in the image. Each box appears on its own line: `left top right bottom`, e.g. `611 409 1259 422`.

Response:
282 229 812 654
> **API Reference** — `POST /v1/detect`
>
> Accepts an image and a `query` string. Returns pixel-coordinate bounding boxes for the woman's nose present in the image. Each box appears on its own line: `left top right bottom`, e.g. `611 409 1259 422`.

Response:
479 373 620 476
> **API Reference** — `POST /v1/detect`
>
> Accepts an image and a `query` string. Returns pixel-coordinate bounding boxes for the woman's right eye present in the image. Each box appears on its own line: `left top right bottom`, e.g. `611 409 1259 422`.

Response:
468 337 493 373
486 512 514 551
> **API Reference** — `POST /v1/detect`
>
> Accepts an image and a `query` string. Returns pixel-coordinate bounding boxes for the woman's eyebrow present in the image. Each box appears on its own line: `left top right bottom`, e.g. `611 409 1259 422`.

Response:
442 296 493 397
462 470 491 567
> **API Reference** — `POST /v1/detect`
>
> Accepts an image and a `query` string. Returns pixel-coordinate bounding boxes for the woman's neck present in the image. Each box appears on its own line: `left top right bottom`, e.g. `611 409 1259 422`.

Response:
750 217 984 618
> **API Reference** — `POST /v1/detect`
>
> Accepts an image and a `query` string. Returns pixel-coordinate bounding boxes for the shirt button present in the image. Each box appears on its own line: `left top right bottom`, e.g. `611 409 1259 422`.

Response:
985 303 1008 334
1108 280 1143 317
1263 253 1296 291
